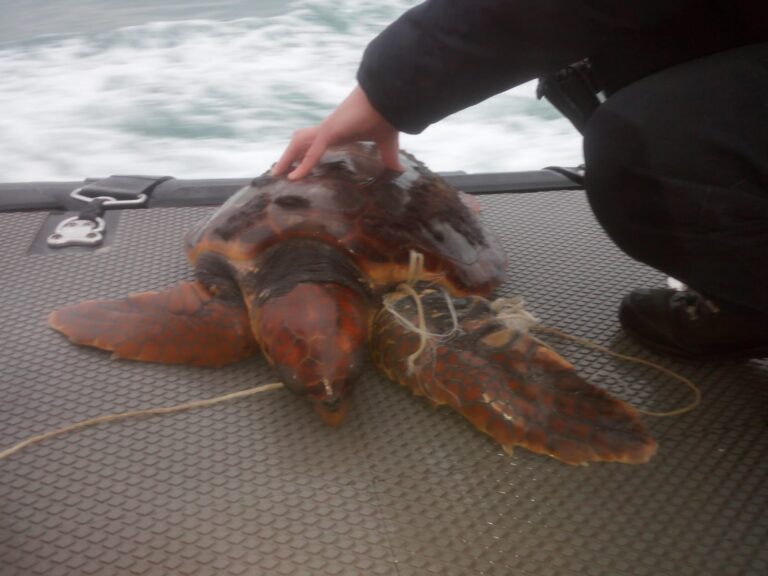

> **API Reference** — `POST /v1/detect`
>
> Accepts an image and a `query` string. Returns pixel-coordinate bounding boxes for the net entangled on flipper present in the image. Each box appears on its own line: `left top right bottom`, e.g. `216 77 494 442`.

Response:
381 250 700 419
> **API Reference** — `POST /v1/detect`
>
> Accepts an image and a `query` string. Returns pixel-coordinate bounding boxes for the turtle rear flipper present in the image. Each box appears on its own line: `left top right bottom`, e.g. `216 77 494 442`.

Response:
371 287 657 465
49 281 258 367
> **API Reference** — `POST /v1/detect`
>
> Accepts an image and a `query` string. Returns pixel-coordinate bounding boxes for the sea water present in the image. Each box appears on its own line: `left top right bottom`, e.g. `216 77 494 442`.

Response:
0 0 582 182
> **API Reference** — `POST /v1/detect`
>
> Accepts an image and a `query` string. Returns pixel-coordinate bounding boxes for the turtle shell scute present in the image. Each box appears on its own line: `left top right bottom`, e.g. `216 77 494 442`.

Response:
185 143 506 295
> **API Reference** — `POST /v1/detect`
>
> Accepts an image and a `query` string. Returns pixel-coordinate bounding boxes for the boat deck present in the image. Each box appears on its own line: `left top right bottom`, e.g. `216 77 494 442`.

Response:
1 185 765 576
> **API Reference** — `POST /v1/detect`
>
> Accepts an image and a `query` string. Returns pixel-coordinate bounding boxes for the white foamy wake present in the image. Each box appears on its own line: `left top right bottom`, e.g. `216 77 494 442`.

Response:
0 0 582 182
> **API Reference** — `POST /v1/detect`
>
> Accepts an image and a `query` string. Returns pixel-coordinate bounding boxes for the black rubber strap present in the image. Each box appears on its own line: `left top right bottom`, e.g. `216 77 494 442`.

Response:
537 59 602 134
76 197 108 222
77 175 174 203
543 165 586 187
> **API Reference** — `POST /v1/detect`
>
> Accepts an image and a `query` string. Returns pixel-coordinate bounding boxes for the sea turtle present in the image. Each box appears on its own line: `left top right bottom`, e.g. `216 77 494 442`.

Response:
49 144 656 464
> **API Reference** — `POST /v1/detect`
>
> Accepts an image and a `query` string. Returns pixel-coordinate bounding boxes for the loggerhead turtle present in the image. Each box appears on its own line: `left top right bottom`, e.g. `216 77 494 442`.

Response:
49 144 656 465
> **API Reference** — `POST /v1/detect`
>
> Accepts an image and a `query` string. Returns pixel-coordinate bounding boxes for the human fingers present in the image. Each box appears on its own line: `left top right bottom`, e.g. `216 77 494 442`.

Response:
376 130 403 172
271 127 317 176
287 133 329 180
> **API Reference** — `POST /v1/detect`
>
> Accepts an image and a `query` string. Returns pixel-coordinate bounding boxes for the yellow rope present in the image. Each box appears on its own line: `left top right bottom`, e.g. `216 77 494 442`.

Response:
0 382 284 461
3 247 698 462
532 325 701 417
383 250 461 374
490 295 701 417
406 250 424 284
491 295 540 333
393 254 699 418
399 282 429 374
382 287 458 341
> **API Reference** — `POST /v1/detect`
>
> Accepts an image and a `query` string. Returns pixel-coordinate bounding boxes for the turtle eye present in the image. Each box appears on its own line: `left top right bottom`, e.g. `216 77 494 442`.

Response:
270 365 310 397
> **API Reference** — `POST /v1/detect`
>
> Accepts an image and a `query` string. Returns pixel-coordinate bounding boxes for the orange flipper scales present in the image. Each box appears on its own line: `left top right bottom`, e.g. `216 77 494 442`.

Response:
48 281 258 367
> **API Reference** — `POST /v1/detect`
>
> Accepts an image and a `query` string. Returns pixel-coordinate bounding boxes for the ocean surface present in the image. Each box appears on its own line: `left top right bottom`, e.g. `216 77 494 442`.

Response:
0 0 582 182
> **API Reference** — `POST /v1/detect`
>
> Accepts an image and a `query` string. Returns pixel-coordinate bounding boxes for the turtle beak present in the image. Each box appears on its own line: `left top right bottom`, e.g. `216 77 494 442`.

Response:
313 396 350 428
309 377 351 427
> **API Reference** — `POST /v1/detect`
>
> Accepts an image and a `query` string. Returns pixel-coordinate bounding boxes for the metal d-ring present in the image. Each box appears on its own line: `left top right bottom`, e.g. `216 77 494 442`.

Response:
70 188 148 207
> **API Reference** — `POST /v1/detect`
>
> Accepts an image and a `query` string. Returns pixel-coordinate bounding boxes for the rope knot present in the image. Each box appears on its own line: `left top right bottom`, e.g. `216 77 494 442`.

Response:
490 296 540 334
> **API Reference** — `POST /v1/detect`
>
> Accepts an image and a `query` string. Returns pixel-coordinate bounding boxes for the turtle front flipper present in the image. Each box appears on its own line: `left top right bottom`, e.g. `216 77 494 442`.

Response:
371 286 657 465
49 281 258 367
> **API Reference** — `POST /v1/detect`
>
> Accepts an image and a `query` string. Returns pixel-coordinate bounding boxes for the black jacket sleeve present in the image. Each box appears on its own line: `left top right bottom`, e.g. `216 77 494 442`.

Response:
355 0 711 134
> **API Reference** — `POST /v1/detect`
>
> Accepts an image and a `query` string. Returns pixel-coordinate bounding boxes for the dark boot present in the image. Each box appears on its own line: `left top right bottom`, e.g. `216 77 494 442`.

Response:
619 288 768 360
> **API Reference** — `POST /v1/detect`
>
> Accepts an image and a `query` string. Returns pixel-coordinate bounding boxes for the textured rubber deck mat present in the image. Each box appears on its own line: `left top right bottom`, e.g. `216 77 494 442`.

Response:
1 192 766 576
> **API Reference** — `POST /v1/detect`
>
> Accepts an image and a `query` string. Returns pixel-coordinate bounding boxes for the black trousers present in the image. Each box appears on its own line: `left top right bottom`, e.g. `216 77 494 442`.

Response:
584 42 768 313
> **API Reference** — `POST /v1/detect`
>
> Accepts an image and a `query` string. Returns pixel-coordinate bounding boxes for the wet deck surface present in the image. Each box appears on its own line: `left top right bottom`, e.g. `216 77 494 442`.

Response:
1 191 766 576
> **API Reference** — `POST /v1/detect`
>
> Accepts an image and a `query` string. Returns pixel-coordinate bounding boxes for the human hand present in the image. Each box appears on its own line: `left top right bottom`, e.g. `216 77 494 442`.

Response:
272 85 403 180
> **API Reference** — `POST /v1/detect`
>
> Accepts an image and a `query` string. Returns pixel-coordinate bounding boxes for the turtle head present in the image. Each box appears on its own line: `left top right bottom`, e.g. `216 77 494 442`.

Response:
252 282 369 427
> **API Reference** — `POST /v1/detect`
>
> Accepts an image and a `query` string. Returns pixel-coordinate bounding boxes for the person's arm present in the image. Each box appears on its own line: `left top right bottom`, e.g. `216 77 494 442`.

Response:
359 0 697 134
274 0 696 179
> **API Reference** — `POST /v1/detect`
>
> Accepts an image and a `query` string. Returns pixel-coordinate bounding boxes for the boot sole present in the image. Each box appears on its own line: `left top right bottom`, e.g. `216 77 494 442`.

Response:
621 324 768 362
